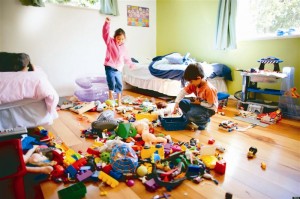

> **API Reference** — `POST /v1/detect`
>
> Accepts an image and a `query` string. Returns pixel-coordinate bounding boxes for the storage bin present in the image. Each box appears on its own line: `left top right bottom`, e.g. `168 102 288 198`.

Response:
159 115 188 131
0 139 26 199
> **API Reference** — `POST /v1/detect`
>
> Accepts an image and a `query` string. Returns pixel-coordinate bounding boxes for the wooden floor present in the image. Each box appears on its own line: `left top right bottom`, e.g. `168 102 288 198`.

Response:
41 90 300 199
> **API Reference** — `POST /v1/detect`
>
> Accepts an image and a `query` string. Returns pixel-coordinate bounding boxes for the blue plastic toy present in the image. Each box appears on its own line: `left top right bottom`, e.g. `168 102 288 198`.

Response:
258 56 283 72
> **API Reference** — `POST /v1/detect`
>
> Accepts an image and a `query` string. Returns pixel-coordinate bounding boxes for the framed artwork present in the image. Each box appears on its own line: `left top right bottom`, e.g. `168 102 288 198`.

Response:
127 5 149 27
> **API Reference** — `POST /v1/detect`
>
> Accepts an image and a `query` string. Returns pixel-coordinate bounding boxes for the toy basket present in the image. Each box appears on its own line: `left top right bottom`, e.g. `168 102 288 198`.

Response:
159 115 188 131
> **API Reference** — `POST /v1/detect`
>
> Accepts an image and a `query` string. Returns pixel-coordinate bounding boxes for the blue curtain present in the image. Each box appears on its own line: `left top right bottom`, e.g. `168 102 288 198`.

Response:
100 0 119 16
215 0 237 50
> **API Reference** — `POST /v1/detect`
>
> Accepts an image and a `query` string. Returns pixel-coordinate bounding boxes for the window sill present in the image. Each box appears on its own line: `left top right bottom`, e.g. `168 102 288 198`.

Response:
45 2 99 11
238 34 300 41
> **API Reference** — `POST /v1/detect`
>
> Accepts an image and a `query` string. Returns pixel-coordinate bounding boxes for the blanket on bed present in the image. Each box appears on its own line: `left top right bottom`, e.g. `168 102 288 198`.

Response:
0 69 59 118
149 53 233 81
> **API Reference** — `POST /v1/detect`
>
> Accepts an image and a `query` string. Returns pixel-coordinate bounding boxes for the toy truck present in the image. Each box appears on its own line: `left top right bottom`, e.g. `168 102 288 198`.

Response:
219 120 238 132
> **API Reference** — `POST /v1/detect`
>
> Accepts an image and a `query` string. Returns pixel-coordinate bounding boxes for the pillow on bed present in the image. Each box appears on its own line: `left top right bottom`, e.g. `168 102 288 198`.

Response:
164 53 184 64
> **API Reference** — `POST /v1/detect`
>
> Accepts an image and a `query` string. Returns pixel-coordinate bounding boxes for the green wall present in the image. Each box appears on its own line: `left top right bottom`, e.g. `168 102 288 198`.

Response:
157 0 300 97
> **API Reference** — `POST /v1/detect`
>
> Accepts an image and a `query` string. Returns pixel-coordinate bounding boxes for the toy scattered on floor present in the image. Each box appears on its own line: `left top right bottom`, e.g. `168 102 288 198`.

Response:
58 181 87 199
70 101 96 114
203 173 219 185
219 120 238 132
74 76 109 102
110 143 138 174
132 119 167 146
153 193 171 199
225 192 233 199
57 97 74 110
257 109 282 124
247 147 257 158
261 162 267 170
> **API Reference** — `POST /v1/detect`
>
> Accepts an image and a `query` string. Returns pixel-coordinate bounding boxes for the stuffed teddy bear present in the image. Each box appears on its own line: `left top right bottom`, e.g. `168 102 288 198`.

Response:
132 118 167 146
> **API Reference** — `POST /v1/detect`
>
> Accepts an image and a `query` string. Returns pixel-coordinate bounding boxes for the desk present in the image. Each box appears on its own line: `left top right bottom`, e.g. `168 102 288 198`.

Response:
240 71 287 102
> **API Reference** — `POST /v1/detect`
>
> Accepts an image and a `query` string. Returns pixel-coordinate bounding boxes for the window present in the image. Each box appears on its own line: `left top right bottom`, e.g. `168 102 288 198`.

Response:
236 0 300 40
45 0 100 9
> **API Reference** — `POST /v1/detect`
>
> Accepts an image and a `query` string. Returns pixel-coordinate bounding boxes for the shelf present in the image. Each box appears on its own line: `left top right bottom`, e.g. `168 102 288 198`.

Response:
247 88 284 96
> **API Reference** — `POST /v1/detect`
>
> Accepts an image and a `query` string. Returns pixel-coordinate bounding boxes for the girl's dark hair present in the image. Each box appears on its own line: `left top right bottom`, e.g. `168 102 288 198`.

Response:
0 52 33 72
16 53 33 71
183 63 205 81
114 28 126 38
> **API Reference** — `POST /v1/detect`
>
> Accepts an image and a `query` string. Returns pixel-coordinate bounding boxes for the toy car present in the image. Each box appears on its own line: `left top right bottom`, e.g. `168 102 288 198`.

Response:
219 120 238 132
247 147 257 158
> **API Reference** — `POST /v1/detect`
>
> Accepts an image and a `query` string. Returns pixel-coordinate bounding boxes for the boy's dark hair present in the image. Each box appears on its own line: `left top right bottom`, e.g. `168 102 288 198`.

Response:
114 28 126 38
183 63 205 81
0 52 33 72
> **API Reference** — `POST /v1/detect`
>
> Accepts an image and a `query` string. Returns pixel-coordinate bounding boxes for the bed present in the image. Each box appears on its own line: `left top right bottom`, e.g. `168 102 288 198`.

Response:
0 68 59 130
123 53 232 97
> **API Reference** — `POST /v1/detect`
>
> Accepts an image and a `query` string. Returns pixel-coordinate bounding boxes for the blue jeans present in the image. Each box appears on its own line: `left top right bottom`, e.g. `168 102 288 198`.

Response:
179 99 215 126
105 66 122 93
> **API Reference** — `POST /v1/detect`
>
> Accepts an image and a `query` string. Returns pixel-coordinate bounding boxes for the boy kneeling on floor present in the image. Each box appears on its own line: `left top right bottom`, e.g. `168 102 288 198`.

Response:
173 63 218 130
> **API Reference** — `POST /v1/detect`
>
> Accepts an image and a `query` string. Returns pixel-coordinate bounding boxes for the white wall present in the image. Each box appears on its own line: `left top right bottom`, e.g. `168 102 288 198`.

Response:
0 0 156 96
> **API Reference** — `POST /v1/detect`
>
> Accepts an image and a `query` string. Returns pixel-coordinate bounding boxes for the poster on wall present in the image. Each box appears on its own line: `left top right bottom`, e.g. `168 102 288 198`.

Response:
127 5 149 27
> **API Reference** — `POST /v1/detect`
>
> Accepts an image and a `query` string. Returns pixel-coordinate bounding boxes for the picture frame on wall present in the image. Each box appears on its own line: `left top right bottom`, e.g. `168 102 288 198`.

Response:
127 5 149 27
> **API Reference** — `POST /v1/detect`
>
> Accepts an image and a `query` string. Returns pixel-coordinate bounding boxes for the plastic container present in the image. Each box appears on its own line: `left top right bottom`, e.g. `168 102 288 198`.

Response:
74 76 109 102
159 115 188 131
0 139 26 199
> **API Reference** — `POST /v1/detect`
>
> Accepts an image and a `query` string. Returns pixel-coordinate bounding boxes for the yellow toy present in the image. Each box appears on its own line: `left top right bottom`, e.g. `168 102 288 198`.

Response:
141 145 165 160
98 171 119 188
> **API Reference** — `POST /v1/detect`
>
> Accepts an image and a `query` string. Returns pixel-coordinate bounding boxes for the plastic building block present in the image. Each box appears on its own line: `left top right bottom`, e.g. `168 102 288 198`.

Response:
58 182 87 199
98 171 119 188
116 123 137 139
51 165 65 178
72 158 87 170
65 165 77 178
208 138 215 145
141 144 165 160
109 170 123 180
76 170 93 181
201 155 218 169
215 159 226 174
86 147 100 156
144 178 160 192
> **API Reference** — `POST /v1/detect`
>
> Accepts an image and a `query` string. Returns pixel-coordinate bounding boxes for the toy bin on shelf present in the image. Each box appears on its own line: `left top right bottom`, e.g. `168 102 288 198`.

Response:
0 139 26 199
159 115 188 131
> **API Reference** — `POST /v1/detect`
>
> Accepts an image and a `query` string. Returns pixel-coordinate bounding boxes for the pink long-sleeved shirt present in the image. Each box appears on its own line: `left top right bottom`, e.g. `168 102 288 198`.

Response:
102 21 134 72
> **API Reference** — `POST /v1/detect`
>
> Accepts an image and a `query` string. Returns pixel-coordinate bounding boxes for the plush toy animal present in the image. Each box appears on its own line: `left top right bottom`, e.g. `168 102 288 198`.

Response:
132 118 167 146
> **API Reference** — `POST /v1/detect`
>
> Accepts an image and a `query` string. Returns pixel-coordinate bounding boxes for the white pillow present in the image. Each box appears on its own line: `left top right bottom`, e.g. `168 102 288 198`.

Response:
164 53 184 64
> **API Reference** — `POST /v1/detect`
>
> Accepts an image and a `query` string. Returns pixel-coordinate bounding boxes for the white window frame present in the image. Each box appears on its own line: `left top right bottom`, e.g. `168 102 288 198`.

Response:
45 0 100 10
236 0 300 41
